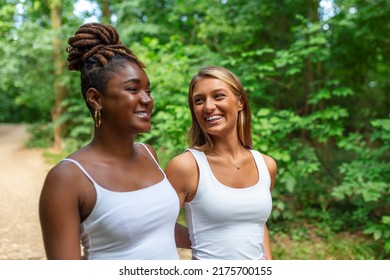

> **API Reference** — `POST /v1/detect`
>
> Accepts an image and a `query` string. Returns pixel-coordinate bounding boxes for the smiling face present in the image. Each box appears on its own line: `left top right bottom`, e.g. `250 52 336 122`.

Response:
100 61 154 134
191 77 243 139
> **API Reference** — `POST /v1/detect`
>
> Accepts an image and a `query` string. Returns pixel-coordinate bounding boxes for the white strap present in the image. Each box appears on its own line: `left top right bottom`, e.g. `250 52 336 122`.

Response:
136 142 163 173
62 158 97 185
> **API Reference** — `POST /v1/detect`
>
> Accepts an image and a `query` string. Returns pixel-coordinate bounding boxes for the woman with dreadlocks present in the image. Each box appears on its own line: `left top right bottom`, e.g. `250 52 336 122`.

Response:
39 23 182 260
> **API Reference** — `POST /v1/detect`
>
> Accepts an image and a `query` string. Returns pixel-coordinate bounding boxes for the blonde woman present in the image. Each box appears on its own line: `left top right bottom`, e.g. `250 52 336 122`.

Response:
166 66 277 260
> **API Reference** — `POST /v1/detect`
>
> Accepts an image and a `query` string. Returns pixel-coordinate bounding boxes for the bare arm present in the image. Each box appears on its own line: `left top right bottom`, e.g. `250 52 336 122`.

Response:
263 154 277 191
264 224 272 260
165 152 198 249
165 152 198 208
263 154 277 260
39 164 83 259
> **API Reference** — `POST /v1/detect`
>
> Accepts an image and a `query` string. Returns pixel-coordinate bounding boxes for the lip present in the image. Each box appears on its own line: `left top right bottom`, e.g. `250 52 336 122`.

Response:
135 111 151 120
204 114 223 123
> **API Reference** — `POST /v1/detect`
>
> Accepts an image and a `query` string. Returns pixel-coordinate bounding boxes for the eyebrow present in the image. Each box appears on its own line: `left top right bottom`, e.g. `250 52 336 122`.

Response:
123 78 150 87
211 87 227 93
124 78 140 84
193 87 227 96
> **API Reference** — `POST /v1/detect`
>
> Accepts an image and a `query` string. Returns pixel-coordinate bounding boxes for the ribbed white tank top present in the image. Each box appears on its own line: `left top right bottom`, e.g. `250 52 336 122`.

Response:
184 149 272 259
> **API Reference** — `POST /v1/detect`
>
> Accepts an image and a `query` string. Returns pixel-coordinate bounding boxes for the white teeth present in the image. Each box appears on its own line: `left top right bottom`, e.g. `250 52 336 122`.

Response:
206 115 222 121
136 112 148 117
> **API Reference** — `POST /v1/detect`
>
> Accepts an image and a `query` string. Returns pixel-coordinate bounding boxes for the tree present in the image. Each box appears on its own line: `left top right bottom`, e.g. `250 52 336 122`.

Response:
49 0 68 150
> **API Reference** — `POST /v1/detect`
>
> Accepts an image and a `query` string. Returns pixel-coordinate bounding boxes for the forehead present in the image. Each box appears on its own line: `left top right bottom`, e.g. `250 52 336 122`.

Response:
107 61 149 86
192 77 230 94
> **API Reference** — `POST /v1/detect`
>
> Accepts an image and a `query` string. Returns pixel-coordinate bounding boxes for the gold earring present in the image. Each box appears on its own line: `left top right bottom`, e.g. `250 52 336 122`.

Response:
94 110 101 128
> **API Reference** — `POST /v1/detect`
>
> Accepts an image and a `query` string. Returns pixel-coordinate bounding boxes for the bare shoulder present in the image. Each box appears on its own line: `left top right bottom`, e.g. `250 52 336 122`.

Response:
262 154 277 171
45 160 82 184
43 161 74 188
165 151 198 201
165 151 197 176
261 153 277 191
40 160 87 201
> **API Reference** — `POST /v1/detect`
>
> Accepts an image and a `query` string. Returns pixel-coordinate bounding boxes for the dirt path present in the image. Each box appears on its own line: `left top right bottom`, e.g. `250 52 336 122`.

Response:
0 124 51 259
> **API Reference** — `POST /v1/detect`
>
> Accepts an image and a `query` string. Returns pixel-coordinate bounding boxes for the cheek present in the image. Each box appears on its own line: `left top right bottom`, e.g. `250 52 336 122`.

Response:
193 107 204 122
150 98 155 110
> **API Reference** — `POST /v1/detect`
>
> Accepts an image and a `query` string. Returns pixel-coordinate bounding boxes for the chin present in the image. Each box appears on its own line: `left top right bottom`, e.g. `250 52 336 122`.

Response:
138 126 152 133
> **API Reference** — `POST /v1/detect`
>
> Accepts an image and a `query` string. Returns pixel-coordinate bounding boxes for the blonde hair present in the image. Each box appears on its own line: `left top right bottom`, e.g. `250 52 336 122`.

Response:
187 66 253 151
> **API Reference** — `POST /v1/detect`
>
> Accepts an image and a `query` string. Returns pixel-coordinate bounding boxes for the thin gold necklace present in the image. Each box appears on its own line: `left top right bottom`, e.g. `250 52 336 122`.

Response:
212 151 244 170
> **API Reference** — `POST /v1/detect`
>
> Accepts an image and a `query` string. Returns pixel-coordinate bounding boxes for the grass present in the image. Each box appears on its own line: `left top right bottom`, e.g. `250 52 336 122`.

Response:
271 231 378 260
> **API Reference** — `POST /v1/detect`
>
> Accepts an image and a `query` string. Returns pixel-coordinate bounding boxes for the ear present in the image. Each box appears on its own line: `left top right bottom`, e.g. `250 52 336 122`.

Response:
86 88 103 111
237 98 244 112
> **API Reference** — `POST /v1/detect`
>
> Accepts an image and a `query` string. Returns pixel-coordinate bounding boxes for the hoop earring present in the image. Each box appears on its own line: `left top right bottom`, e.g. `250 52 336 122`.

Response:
94 110 101 128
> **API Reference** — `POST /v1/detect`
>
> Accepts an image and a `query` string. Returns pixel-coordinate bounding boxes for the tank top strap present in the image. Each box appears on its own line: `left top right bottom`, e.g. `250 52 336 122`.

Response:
186 148 211 183
250 150 271 189
61 158 98 185
186 148 208 167
136 142 163 173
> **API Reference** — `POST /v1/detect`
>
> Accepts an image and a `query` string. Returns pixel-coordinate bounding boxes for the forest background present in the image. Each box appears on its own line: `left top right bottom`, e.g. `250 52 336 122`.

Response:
1 0 389 259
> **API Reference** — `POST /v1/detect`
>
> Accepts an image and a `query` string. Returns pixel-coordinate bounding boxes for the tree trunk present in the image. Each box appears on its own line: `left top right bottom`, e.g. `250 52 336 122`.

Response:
50 0 67 150
99 0 112 24
303 0 319 117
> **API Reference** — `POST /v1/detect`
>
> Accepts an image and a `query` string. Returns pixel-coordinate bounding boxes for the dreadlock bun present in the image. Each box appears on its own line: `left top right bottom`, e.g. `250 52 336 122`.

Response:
66 23 145 71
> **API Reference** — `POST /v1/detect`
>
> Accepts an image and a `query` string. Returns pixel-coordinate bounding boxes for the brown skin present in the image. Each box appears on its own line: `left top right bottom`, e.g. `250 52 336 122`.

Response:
165 77 277 259
39 62 165 259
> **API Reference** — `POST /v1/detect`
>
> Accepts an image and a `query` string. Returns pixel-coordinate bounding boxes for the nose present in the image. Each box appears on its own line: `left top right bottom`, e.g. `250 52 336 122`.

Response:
204 98 216 113
140 91 152 105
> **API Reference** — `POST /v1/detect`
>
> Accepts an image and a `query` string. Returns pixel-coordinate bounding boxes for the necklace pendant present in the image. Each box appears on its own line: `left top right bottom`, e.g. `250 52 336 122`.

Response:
212 150 244 170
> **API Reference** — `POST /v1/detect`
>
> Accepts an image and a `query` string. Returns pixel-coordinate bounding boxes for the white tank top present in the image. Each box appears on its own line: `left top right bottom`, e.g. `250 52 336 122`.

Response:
63 143 179 260
184 148 272 260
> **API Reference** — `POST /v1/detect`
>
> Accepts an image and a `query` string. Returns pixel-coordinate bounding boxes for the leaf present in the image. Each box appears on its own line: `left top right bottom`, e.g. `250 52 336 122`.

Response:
308 89 331 104
333 87 354 97
381 216 390 225
284 172 297 193
373 230 382 241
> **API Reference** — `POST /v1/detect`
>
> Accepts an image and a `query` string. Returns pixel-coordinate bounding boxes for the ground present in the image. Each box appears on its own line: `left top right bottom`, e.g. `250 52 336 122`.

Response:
0 124 49 259
0 124 191 260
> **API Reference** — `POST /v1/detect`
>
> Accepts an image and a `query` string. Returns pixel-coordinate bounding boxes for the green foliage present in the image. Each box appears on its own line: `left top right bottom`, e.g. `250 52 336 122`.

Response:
332 116 390 254
59 94 94 145
0 21 54 123
26 123 54 148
